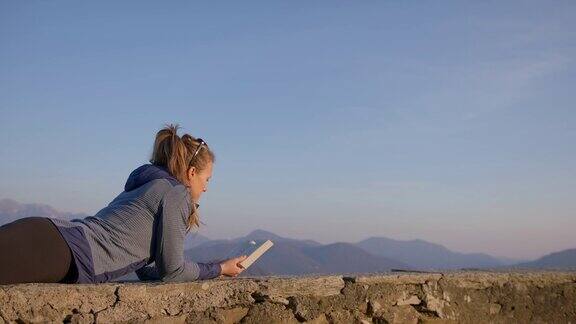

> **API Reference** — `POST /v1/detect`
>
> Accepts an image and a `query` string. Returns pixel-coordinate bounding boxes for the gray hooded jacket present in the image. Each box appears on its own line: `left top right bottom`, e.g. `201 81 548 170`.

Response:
49 164 220 283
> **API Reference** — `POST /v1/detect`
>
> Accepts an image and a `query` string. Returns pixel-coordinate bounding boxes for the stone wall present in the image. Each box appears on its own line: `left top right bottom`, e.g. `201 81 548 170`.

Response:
1 272 575 323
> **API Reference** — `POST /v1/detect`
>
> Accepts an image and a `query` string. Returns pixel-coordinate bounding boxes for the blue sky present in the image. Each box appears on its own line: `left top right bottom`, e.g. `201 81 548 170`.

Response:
1 1 575 259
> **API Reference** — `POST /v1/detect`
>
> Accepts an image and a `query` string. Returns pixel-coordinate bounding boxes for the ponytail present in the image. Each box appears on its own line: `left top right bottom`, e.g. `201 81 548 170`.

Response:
150 124 215 230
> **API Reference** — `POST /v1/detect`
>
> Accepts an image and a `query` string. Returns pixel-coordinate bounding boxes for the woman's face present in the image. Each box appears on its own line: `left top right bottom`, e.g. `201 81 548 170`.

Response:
187 162 213 202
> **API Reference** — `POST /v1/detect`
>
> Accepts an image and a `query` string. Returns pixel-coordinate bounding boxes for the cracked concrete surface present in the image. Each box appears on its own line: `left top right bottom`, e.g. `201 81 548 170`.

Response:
0 272 575 323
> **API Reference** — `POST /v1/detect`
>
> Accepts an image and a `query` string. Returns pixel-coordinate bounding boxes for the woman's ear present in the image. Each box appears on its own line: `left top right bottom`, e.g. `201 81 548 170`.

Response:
187 167 196 184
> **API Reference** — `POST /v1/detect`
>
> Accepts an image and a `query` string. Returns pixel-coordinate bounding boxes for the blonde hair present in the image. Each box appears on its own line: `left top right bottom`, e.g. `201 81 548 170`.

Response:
149 124 215 230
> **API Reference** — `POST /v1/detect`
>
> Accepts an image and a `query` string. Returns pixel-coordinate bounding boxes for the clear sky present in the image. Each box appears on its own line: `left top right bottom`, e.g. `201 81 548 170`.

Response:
1 1 575 259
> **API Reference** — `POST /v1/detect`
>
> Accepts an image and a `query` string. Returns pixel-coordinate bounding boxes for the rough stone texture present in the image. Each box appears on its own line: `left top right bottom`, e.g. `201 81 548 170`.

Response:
0 272 575 323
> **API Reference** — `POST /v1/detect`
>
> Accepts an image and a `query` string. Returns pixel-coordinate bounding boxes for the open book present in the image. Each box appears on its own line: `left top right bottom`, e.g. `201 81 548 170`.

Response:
224 240 274 269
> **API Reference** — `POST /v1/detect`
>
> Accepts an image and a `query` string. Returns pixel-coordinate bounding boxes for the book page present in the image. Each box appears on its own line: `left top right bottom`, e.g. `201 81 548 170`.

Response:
223 239 274 269
239 240 274 269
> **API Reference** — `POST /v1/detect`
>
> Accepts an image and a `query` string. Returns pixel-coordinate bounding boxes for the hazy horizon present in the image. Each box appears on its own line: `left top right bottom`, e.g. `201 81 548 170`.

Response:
1 1 575 260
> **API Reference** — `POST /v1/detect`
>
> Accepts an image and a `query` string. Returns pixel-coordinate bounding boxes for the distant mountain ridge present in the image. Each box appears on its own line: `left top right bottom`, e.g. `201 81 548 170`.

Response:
0 198 88 225
185 230 410 276
184 229 515 275
356 236 508 270
515 249 576 269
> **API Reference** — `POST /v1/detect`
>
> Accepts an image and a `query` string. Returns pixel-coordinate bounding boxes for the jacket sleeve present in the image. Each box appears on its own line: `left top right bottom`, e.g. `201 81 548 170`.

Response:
136 262 221 281
153 185 221 282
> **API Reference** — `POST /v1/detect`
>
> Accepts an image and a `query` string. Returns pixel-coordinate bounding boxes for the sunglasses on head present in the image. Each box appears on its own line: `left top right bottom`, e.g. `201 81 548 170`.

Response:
188 138 206 169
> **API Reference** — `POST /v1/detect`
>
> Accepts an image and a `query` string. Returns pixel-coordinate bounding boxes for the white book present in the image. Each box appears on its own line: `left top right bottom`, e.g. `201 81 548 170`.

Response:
224 240 274 269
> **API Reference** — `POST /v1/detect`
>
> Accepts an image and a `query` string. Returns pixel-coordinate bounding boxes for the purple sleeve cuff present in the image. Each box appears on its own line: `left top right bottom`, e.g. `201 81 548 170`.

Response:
197 262 221 280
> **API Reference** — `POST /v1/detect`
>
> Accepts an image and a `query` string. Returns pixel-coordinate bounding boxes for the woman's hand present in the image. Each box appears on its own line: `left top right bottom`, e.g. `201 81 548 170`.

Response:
219 255 247 277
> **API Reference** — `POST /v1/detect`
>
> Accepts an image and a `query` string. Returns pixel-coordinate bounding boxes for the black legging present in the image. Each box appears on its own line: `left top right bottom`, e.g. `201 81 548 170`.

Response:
0 217 77 284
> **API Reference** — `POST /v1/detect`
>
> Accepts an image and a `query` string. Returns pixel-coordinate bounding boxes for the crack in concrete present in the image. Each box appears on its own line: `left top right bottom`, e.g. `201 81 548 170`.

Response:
87 286 121 323
46 302 57 312
90 309 98 324
111 286 121 308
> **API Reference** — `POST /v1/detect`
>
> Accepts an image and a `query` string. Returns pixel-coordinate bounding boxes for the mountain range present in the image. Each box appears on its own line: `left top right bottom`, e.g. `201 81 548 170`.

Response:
356 237 508 270
185 229 410 276
514 249 576 269
0 198 88 224
2 198 574 275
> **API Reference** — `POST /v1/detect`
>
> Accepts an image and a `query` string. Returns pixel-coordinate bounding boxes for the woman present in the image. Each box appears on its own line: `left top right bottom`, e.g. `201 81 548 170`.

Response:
0 124 246 284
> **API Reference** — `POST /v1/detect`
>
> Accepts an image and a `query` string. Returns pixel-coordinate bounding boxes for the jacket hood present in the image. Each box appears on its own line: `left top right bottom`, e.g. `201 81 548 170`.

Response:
124 164 181 192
